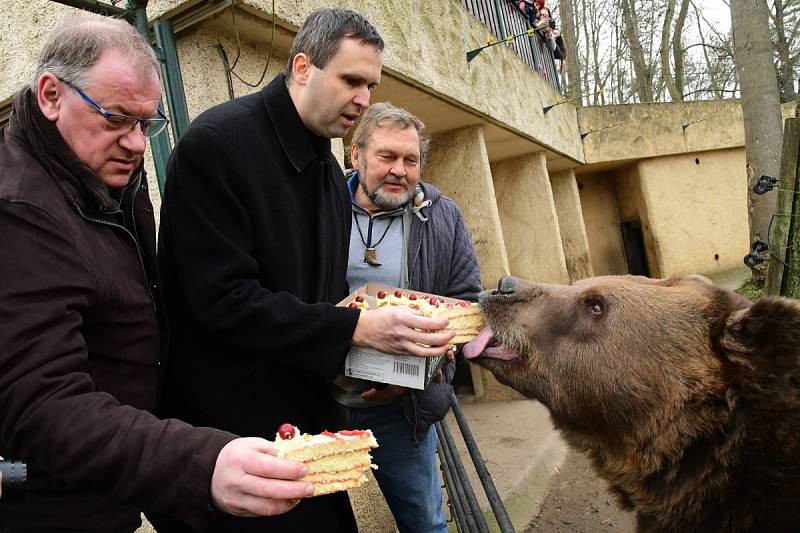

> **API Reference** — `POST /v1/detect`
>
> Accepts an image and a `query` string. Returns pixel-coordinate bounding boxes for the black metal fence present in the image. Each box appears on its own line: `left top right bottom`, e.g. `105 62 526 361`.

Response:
461 0 562 93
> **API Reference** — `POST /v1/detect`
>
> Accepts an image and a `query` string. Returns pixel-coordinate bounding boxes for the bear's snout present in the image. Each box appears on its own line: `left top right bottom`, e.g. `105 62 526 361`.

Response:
493 276 518 296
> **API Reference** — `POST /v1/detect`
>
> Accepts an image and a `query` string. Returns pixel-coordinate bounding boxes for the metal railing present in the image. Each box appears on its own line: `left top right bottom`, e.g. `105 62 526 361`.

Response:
461 0 562 93
437 393 516 533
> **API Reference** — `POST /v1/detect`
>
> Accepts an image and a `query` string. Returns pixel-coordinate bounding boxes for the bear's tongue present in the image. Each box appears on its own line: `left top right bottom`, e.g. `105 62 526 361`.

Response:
463 327 520 361
463 327 494 359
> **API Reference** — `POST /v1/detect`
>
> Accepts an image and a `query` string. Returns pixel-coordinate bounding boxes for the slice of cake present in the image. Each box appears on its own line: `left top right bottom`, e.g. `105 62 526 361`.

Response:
347 288 486 344
273 424 378 496
386 293 486 344
431 301 486 344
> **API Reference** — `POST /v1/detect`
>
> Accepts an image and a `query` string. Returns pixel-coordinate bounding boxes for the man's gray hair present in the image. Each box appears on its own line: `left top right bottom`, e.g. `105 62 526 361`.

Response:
31 16 158 91
284 8 384 80
351 102 430 167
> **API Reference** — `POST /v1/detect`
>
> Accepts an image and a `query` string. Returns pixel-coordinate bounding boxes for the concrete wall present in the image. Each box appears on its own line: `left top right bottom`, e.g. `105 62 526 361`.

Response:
578 100 745 167
426 126 522 401
427 126 510 290
550 169 593 281
492 152 570 284
615 164 660 277
578 173 628 276
637 149 750 278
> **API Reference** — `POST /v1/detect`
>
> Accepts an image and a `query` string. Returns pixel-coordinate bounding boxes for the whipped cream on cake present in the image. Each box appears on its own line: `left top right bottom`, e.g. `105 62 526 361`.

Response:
273 424 378 496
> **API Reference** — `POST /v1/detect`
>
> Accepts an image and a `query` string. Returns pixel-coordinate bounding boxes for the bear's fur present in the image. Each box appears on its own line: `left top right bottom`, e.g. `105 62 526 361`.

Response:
464 275 800 533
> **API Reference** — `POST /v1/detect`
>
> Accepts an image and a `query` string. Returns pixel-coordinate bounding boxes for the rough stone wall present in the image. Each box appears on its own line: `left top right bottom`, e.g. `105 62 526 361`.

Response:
492 152 570 284
577 173 628 276
637 149 750 278
426 125 510 290
550 169 593 282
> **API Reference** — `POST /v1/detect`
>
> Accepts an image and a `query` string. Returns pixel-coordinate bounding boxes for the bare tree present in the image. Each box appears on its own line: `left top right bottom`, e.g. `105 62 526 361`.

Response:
660 0 681 100
770 0 799 101
622 0 653 101
559 0 583 105
673 0 690 98
731 0 784 279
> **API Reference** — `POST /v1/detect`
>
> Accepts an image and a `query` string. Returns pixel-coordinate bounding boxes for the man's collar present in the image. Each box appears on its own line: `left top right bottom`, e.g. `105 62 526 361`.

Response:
262 74 331 172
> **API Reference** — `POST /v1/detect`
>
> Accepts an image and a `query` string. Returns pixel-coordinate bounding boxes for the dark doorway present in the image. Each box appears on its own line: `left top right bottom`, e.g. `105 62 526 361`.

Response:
620 219 650 276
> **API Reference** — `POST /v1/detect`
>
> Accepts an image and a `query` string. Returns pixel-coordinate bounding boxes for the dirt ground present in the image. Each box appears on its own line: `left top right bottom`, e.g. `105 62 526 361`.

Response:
524 450 636 532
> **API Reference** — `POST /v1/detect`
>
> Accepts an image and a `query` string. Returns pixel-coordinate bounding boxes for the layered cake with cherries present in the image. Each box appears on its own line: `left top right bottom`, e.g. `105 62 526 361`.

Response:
348 290 485 343
273 424 378 496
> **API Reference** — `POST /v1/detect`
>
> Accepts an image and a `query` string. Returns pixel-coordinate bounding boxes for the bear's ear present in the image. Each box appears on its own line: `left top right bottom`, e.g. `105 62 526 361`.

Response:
721 297 800 377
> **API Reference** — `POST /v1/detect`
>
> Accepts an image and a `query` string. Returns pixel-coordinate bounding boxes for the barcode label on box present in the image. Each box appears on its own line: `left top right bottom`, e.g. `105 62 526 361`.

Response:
393 361 420 376
344 347 428 389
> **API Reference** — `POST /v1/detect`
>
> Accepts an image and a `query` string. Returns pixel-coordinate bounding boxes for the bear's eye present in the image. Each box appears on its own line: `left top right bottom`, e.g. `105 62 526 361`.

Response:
585 298 604 316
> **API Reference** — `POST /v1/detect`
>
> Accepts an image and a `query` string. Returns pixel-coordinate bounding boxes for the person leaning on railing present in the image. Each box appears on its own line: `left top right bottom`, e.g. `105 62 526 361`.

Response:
536 6 566 61
516 0 537 25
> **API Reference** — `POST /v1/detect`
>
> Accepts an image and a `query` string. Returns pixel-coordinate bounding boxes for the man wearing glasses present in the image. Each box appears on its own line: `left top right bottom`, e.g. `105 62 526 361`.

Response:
0 17 315 532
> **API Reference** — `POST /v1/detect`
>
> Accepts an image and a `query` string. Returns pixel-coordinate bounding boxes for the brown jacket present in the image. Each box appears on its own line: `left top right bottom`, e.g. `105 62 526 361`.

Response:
0 90 236 532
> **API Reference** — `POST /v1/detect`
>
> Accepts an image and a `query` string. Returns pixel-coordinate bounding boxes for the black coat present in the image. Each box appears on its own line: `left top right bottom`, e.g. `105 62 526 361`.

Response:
156 75 360 532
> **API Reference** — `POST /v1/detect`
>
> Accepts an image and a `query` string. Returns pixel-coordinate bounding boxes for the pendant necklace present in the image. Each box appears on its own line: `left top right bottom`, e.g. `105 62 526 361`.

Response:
353 212 395 266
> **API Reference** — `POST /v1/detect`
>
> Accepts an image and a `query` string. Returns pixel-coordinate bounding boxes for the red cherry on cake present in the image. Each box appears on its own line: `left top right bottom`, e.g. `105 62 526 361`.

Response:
278 423 295 440
409 294 418 300
429 297 440 306
377 291 387 299
355 295 365 303
394 290 403 297
348 302 359 309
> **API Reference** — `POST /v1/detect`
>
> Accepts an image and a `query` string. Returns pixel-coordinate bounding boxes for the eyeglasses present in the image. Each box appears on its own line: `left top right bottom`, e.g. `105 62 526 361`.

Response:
58 77 169 138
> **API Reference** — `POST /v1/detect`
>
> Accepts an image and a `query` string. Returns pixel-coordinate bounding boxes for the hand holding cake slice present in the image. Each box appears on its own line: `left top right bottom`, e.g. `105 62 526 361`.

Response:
273 424 378 496
371 291 486 343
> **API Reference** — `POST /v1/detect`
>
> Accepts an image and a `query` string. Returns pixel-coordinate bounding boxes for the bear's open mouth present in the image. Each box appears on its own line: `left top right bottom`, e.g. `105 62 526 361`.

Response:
463 326 520 361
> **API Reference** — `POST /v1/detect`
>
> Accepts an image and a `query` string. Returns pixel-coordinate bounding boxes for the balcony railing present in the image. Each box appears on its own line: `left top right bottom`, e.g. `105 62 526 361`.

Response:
461 0 562 93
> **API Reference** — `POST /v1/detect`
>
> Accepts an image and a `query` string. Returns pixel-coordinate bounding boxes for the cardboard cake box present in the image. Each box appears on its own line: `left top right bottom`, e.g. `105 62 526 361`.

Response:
337 284 474 390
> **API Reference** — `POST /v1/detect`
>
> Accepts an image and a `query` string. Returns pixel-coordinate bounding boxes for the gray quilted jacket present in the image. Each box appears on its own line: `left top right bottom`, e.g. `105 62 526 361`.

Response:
403 182 483 441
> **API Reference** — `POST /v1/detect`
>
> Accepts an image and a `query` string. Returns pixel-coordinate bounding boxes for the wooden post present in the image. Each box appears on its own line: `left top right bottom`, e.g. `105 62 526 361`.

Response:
783 139 800 298
765 118 800 296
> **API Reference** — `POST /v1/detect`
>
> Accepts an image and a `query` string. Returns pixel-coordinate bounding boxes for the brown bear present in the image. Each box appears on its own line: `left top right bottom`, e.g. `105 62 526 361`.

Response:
463 274 800 533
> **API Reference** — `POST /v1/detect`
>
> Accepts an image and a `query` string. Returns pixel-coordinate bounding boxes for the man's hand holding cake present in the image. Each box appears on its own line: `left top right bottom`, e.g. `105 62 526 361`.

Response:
348 290 486 357
351 304 455 357
210 437 314 517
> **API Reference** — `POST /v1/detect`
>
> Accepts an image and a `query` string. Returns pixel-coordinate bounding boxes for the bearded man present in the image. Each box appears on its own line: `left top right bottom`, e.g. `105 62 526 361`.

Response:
333 102 482 533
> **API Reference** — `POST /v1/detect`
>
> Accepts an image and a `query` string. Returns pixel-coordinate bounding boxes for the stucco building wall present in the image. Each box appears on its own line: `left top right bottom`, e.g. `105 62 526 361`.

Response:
578 173 628 276
578 100 745 166
426 125 520 401
615 163 661 277
637 149 750 278
427 126 510 290
492 152 570 284
550 169 593 281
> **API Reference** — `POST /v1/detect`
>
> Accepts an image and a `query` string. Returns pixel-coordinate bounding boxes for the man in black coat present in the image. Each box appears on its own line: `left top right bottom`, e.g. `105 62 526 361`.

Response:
156 8 456 532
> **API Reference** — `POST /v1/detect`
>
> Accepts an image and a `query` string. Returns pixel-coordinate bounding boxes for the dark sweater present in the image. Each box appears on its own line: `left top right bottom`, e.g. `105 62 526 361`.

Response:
156 75 360 531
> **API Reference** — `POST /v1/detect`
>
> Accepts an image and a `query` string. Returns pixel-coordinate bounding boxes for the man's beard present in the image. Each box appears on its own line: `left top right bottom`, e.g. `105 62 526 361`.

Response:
359 165 414 211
